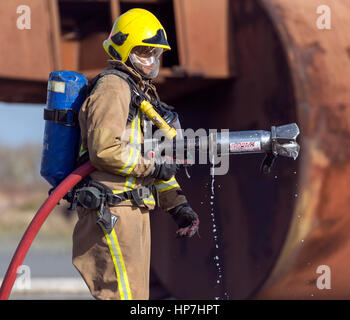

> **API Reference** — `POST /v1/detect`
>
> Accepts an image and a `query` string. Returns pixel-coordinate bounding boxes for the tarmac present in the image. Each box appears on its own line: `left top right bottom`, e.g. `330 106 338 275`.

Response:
0 240 92 300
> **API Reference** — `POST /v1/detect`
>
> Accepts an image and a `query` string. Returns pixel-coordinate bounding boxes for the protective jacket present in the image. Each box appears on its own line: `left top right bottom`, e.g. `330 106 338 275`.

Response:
73 60 188 300
78 60 188 211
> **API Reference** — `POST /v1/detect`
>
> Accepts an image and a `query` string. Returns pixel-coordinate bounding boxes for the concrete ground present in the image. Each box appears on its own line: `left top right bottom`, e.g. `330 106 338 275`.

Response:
0 238 92 300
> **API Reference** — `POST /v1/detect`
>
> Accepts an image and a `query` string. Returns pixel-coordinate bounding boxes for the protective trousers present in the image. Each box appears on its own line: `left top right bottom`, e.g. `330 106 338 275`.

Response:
72 205 150 300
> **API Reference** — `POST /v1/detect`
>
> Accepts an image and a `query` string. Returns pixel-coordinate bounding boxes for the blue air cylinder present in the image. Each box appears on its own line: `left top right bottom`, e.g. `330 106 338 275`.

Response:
40 71 88 188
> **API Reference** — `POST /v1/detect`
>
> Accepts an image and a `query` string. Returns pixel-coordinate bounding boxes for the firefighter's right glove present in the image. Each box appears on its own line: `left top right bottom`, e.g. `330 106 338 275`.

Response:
168 203 199 238
150 162 179 181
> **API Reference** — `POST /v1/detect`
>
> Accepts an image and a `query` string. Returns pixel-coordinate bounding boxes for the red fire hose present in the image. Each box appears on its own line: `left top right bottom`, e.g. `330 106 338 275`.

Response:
0 161 95 300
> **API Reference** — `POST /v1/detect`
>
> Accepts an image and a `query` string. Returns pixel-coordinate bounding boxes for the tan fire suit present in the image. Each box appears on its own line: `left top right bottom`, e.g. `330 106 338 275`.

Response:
72 61 188 300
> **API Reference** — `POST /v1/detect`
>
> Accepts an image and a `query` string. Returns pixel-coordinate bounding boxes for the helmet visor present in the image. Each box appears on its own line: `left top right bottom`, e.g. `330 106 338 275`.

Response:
129 46 163 79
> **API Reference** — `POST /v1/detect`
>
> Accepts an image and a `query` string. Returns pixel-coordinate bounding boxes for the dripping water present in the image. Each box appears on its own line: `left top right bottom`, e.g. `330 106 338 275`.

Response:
210 155 229 300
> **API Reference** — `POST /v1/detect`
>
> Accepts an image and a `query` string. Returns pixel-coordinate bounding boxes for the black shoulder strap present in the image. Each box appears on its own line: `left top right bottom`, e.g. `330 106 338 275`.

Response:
87 69 131 93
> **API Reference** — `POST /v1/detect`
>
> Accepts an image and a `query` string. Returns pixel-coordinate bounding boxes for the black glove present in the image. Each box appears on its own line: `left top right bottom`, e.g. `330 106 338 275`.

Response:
168 203 199 238
150 162 179 181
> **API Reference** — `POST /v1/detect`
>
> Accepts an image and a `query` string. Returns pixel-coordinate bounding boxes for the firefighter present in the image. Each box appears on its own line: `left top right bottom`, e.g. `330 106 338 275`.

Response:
72 8 199 300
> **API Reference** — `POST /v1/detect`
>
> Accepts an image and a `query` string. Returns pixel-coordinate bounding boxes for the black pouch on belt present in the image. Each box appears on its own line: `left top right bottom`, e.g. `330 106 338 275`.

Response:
77 184 118 234
96 201 118 234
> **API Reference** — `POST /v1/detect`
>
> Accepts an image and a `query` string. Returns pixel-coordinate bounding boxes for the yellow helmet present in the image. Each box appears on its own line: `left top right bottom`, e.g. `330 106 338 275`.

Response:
103 8 171 62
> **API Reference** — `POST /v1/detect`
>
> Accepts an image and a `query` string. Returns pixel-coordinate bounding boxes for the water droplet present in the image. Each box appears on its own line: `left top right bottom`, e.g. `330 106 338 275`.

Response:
274 176 278 179
301 239 304 243
210 155 226 300
297 215 301 219
295 193 298 197
200 201 203 205
294 171 297 174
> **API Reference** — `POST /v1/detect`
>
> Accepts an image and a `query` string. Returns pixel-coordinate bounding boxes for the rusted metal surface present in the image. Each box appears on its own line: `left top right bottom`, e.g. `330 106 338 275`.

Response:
255 0 350 299
0 78 47 103
109 0 121 24
0 0 60 81
61 36 79 71
0 0 234 103
153 0 350 299
79 32 110 71
151 0 298 299
0 0 350 300
173 0 234 78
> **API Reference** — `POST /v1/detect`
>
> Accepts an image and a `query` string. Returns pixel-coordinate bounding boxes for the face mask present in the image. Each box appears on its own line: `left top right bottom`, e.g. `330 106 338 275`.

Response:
129 46 163 79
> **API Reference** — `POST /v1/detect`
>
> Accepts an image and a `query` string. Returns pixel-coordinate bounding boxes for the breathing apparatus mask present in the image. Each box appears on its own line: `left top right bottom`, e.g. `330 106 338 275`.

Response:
129 46 163 79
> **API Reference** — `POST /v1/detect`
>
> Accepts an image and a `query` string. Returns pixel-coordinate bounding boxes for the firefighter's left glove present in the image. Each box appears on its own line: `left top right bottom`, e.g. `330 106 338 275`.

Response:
168 203 199 238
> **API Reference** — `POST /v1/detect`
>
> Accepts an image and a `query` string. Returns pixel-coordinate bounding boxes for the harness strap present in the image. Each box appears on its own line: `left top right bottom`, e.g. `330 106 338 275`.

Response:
43 108 78 127
88 68 139 122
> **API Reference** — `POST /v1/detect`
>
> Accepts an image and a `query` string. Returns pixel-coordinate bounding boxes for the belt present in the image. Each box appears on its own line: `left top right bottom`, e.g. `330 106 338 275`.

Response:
107 185 153 207
65 178 154 234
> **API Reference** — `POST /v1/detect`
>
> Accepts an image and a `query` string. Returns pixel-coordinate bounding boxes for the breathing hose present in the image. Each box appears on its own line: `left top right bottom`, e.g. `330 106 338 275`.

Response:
0 161 95 300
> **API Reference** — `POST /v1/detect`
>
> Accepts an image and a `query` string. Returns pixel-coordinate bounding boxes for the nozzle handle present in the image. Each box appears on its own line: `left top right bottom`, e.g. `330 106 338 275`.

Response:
139 100 177 140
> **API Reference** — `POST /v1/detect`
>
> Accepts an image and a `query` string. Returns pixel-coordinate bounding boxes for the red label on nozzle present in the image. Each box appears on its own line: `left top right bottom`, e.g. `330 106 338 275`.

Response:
230 141 261 152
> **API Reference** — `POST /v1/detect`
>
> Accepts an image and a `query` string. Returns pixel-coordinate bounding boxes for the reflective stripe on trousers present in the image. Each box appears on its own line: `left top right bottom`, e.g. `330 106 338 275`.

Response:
98 210 133 300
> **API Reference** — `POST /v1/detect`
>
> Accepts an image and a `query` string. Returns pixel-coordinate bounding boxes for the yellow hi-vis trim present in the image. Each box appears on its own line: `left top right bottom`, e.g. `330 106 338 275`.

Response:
112 189 156 205
98 212 133 300
126 110 142 174
79 144 88 157
117 110 141 175
116 109 156 205
111 229 133 299
154 177 180 193
124 175 136 191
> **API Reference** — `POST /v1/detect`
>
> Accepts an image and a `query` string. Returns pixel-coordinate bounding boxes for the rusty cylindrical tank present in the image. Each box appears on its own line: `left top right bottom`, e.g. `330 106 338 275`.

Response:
150 0 350 300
